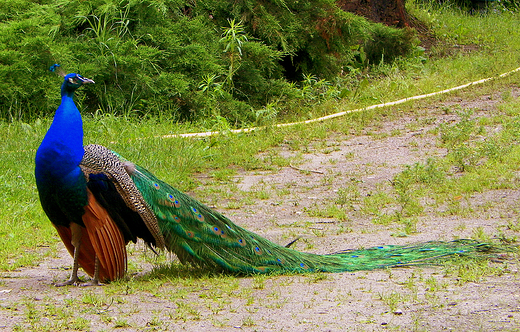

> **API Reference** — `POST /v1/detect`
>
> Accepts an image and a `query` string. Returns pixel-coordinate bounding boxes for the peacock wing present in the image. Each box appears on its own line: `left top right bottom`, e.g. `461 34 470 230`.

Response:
81 144 165 249
80 189 127 282
51 189 127 282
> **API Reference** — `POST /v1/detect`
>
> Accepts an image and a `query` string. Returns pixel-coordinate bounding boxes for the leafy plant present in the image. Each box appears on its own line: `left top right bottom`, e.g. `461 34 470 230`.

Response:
220 19 249 89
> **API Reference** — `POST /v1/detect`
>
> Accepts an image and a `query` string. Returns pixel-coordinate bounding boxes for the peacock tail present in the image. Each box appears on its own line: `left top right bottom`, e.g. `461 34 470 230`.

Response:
131 164 497 273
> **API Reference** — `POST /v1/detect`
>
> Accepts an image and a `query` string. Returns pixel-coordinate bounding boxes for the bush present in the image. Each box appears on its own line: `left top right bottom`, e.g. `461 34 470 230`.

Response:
0 0 420 123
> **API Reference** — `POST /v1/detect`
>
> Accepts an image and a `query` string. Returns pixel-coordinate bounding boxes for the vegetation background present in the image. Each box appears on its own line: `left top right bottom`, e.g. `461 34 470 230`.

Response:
0 0 430 123
1 0 518 125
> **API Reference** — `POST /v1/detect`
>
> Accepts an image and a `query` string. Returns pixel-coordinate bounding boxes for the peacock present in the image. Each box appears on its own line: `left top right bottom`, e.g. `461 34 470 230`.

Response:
35 66 504 285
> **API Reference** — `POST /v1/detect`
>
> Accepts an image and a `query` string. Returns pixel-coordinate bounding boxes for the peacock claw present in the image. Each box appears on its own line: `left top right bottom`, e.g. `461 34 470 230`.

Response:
54 277 82 287
54 278 104 287
80 280 104 287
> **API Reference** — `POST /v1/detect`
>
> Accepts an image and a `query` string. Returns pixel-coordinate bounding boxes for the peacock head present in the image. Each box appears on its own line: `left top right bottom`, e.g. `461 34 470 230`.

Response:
50 64 95 95
62 73 95 94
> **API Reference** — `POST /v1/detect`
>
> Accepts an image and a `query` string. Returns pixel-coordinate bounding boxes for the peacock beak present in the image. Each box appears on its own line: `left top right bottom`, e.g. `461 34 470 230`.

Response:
81 77 95 84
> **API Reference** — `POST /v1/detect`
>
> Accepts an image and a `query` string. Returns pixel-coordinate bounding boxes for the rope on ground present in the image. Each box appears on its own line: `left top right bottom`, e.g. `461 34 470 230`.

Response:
160 65 520 139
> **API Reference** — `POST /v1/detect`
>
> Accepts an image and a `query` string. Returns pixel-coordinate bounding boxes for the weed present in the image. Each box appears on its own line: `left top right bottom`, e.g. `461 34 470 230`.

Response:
392 217 418 237
210 168 237 182
336 185 361 206
242 316 256 327
377 291 408 312
220 19 249 89
362 191 394 218
252 275 266 290
305 203 349 221
225 200 243 210
443 258 508 285
506 220 520 232
307 273 329 283
113 318 131 328
146 315 163 327
175 302 201 321
471 226 491 242
439 108 477 147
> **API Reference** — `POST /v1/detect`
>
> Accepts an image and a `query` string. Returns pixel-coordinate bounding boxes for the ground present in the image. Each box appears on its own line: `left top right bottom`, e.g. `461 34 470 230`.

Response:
1 85 520 331
337 0 410 28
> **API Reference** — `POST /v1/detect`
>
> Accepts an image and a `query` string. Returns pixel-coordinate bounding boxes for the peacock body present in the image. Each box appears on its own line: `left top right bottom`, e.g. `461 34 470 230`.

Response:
36 69 500 285
35 71 159 284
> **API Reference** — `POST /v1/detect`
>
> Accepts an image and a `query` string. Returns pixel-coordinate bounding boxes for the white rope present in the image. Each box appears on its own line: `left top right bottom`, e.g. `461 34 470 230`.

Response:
160 65 520 139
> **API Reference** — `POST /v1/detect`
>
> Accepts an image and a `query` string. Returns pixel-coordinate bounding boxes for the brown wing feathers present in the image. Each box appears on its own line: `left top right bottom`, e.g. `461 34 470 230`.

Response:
82 189 127 281
54 190 127 282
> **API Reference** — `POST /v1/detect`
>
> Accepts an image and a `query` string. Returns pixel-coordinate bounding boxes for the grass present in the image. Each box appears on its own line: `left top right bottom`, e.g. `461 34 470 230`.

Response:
292 96 520 231
383 104 520 222
8 88 520 267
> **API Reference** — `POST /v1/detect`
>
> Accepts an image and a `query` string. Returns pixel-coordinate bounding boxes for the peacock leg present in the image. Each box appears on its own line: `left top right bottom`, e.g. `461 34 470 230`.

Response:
81 256 103 286
55 223 83 286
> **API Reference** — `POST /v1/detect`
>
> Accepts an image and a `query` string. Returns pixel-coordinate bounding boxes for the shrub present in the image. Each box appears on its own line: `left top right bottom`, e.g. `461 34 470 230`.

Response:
0 0 420 123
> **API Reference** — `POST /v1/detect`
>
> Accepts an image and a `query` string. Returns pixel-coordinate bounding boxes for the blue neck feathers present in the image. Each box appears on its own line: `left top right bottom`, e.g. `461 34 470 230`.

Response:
35 80 85 183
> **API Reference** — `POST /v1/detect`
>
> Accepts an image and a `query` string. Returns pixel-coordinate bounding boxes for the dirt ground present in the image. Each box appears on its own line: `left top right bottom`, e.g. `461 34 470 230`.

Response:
1 86 520 331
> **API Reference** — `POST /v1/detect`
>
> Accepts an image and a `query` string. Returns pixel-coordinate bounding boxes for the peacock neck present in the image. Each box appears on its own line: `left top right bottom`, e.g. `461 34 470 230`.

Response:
35 88 85 182
53 93 84 150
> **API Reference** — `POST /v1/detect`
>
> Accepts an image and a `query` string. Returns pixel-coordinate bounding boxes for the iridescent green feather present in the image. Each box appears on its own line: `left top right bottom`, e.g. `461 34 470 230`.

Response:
128 163 502 274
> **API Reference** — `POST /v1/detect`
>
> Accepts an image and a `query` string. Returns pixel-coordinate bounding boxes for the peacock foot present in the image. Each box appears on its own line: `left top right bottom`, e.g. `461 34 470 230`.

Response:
54 276 82 287
80 279 104 287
